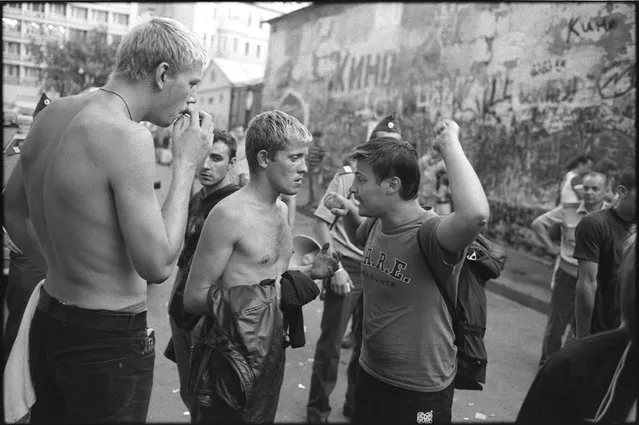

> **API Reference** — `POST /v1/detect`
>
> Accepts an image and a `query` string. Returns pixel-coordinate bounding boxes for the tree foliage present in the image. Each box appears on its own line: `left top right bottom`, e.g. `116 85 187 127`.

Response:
30 28 120 97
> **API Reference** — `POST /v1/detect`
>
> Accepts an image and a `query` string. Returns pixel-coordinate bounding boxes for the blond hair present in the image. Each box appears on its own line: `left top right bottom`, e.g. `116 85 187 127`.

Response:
113 17 208 81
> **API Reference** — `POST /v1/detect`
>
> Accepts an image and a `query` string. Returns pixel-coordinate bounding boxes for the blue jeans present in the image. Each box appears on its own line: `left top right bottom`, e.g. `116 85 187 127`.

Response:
307 256 363 421
353 369 454 424
29 288 155 423
539 266 577 367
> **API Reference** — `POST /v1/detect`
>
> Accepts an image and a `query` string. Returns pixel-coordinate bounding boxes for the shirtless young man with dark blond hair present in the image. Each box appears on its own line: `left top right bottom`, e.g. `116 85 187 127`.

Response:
4 17 212 423
184 110 339 422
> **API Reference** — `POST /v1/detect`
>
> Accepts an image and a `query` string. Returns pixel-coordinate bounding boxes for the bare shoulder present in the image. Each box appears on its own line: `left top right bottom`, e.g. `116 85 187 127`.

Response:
208 191 250 225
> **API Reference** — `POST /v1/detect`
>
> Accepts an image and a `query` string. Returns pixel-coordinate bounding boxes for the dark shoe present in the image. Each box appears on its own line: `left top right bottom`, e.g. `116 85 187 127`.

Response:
343 404 353 419
341 331 355 349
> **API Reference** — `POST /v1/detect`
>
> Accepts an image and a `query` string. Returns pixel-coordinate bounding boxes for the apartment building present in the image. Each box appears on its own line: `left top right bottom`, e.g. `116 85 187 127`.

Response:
2 2 138 110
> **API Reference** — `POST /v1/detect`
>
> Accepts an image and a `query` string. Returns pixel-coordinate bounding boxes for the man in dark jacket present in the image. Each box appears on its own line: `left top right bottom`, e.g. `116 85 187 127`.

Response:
517 231 636 424
166 129 239 418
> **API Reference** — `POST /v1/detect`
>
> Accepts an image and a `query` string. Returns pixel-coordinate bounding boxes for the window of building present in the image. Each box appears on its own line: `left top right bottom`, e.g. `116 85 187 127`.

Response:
233 37 238 52
51 3 67 17
92 9 108 23
23 66 39 80
256 44 261 58
210 71 216 82
69 28 87 41
220 36 226 52
245 42 249 56
3 41 21 55
113 12 129 26
26 3 45 13
5 3 22 10
208 97 214 104
4 64 20 77
23 43 34 57
248 13 252 27
219 93 224 103
71 6 88 21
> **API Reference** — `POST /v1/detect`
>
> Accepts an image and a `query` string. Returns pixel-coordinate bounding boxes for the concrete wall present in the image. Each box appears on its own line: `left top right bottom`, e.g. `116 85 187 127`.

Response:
262 3 635 249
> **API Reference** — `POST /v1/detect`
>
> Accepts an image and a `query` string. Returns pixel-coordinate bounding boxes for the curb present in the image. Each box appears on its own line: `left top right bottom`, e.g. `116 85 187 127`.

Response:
486 278 550 316
296 205 551 316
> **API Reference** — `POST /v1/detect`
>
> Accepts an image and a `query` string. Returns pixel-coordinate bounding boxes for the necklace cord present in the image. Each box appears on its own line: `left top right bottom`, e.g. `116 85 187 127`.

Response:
99 88 133 121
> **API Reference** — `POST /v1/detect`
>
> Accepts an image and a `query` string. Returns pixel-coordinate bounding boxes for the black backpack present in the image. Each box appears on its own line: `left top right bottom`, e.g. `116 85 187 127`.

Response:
417 230 506 390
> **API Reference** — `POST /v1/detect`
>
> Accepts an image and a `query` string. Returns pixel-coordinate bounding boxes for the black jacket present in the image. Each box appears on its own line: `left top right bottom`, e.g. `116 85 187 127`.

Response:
188 271 319 414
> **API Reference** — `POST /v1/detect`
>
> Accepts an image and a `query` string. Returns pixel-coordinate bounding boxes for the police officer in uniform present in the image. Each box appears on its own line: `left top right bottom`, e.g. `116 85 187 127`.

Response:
306 116 402 423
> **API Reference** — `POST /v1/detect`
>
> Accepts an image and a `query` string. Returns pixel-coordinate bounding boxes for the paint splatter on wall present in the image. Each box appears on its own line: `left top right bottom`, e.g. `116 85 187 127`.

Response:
263 3 635 250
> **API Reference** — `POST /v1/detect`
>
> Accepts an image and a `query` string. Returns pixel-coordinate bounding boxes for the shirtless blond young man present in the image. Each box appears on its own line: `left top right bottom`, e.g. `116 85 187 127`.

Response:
184 110 339 422
4 18 211 423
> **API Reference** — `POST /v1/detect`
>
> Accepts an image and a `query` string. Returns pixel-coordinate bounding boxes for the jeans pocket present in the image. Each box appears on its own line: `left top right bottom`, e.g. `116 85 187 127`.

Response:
56 356 134 422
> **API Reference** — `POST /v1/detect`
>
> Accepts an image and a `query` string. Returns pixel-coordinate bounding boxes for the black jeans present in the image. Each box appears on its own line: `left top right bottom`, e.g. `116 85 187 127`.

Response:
307 256 363 421
3 251 45 363
353 369 454 424
29 288 155 423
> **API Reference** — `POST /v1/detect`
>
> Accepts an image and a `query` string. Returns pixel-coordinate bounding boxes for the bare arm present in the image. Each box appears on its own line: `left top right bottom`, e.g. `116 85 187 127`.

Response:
105 109 213 283
183 204 238 315
3 163 47 273
531 212 562 256
575 260 598 339
433 120 490 252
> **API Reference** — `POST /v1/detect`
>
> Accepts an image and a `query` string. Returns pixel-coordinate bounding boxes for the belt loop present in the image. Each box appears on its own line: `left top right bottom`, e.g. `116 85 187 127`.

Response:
128 313 136 331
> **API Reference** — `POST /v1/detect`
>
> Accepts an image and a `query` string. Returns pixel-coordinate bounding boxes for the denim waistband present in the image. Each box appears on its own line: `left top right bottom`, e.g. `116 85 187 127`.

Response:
37 288 147 331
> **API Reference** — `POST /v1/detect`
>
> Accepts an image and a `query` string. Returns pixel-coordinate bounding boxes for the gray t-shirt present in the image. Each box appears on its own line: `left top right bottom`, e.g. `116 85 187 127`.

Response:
355 210 464 392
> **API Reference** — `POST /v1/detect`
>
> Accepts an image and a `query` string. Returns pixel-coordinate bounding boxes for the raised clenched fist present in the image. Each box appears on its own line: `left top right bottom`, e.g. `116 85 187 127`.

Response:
432 119 460 154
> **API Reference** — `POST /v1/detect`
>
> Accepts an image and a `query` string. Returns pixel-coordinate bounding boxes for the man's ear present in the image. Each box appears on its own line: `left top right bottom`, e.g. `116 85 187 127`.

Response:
257 150 270 168
617 185 628 198
154 62 170 89
384 176 401 195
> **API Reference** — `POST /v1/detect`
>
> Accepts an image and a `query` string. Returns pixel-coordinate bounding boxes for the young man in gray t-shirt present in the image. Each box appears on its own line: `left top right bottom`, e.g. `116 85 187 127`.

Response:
323 120 489 423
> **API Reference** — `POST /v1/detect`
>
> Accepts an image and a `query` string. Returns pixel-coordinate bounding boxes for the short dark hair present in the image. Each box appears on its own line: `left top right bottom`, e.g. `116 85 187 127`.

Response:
350 137 420 200
565 154 594 171
618 167 636 190
213 129 237 160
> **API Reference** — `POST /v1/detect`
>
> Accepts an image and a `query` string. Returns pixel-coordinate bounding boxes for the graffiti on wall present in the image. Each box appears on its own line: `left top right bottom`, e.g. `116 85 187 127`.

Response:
311 49 397 93
263 2 636 223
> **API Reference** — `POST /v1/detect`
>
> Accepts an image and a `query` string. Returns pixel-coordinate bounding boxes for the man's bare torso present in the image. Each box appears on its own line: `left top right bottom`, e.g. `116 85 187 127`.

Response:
217 189 293 289
21 93 151 310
